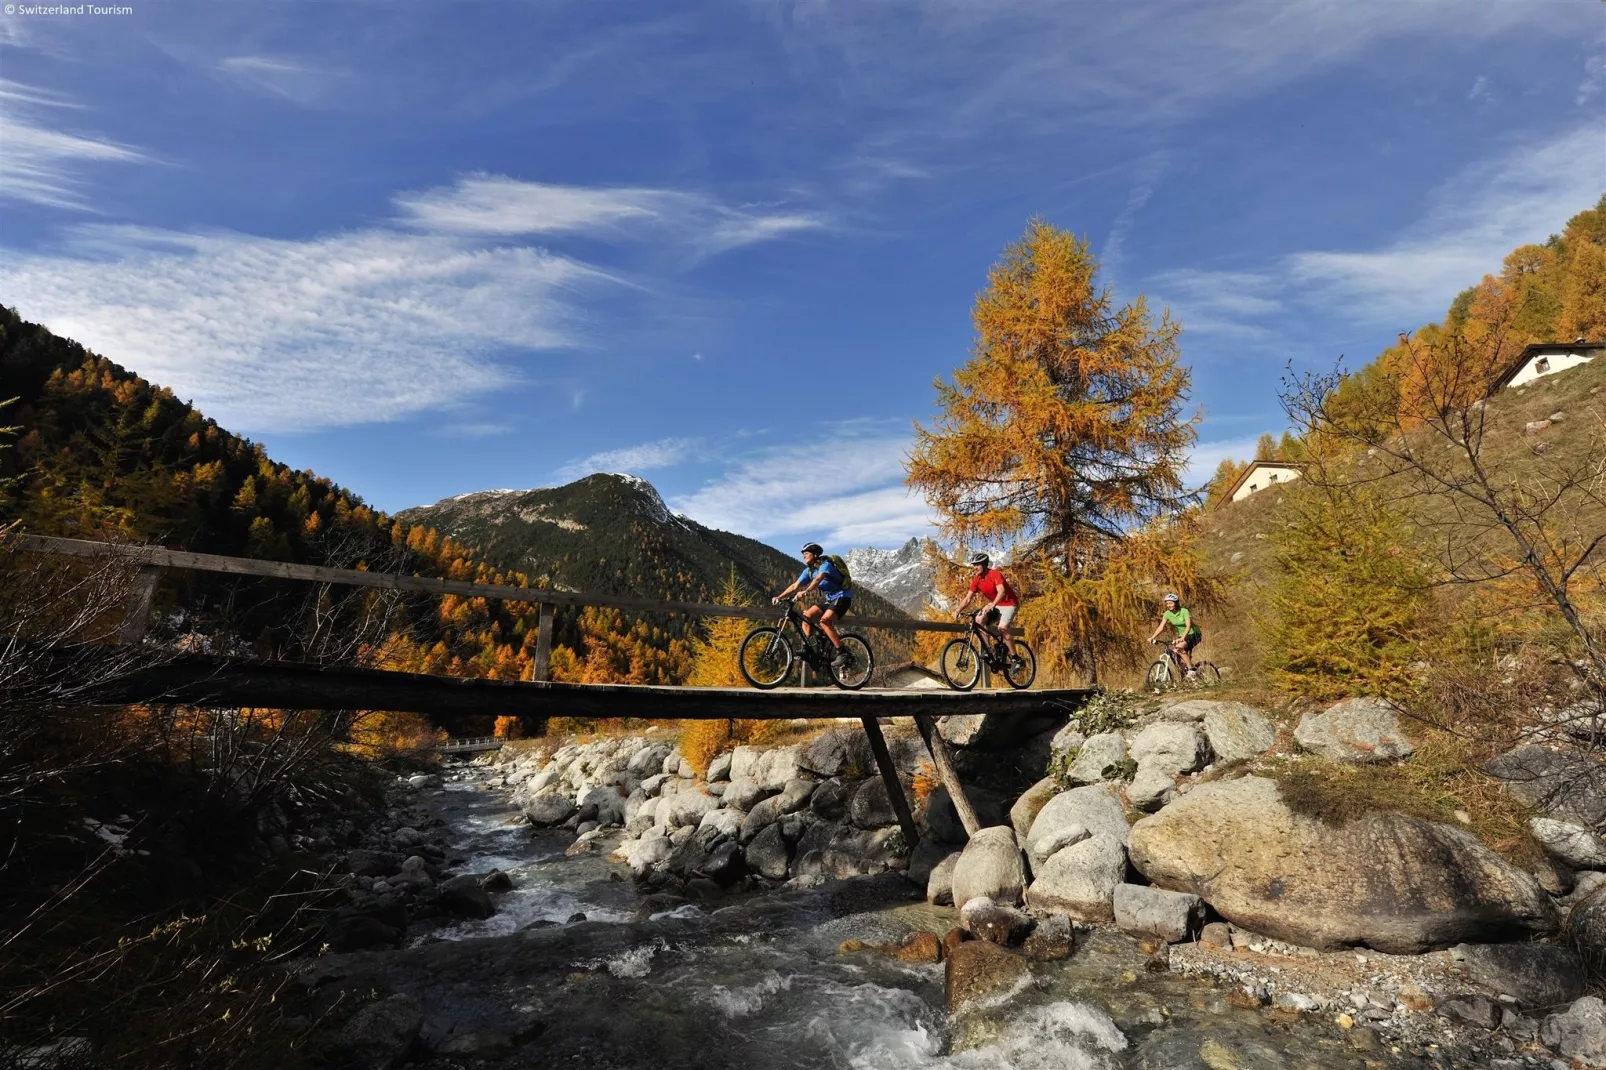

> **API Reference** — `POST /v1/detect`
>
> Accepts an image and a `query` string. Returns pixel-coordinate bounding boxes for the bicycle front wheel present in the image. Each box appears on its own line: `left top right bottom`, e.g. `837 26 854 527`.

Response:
828 633 875 690
1003 642 1037 689
739 628 794 689
941 638 982 691
1145 657 1174 693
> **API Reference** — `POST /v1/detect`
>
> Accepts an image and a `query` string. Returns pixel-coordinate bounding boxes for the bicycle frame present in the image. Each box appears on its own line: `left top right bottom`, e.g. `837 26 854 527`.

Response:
766 599 832 666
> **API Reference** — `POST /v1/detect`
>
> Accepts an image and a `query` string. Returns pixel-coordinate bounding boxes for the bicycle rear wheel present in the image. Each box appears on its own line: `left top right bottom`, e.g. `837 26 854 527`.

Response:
941 637 982 691
1145 657 1174 692
828 633 874 690
1002 642 1036 689
739 627 794 689
1191 661 1222 687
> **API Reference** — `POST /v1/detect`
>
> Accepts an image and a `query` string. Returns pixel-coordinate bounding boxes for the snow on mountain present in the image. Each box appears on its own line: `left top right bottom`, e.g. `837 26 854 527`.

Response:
839 538 940 615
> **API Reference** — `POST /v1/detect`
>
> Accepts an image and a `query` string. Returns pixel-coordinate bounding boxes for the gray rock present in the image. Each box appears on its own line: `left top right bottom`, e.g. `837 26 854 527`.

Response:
1451 942 1585 1010
1487 746 1606 827
326 914 399 952
347 849 404 878
661 750 684 776
437 874 495 920
1128 776 1557 953
1066 732 1129 785
1025 833 1127 922
1532 818 1606 870
698 808 744 840
927 851 962 905
775 778 817 814
578 785 625 826
1198 701 1279 762
627 834 672 875
801 727 872 778
1033 822 1090 863
406 773 441 789
1009 777 1060 841
959 895 1034 945
1048 722 1087 765
1021 914 1075 960
1436 993 1503 1030
809 778 853 822
1542 996 1606 1066
850 778 901 829
706 752 733 782
640 773 669 797
334 993 423 1070
722 776 774 812
627 742 672 775
729 745 763 782
949 825 1026 910
657 789 720 830
1294 697 1414 763
746 822 792 881
1126 764 1176 812
1113 883 1204 943
1129 722 1209 774
520 794 575 827
1025 784 1129 868
907 837 949 889
739 795 786 843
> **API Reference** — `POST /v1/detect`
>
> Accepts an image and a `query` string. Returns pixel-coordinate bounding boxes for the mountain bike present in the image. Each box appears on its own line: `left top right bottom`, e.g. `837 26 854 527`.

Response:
1145 638 1221 692
738 597 875 690
940 614 1036 691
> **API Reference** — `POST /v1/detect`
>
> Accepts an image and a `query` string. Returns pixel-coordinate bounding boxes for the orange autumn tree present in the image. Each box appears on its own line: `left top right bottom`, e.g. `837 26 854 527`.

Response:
906 219 1206 682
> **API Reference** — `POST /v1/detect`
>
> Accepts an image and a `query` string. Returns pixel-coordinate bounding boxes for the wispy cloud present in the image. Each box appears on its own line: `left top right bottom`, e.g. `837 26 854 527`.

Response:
1181 434 1268 487
217 55 348 104
0 80 150 210
1101 151 1167 278
556 436 702 480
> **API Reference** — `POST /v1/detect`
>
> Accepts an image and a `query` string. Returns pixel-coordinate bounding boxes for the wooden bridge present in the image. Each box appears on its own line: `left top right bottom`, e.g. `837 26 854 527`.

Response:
437 736 505 754
18 534 1097 846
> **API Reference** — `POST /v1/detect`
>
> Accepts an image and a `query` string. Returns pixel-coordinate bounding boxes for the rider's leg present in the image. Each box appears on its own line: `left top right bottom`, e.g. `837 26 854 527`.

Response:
995 606 1019 657
800 603 820 641
1173 637 1194 672
818 607 843 649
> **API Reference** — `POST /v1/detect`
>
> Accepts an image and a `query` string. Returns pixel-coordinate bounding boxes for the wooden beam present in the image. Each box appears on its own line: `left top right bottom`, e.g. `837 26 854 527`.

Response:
119 565 162 647
859 715 920 848
913 712 982 838
532 603 554 682
83 651 1094 722
16 534 972 634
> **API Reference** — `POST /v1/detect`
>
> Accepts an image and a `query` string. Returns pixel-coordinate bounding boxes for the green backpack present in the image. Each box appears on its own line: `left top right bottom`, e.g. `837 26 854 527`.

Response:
824 554 853 591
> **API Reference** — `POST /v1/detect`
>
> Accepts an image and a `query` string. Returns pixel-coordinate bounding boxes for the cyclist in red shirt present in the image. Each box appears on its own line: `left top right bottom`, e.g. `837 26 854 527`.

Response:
953 552 1024 670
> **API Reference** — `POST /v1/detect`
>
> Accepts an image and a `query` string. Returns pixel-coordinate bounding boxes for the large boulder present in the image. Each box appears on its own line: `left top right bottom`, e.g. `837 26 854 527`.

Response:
809 778 853 822
745 822 792 881
1025 784 1129 868
739 795 786 843
927 851 962 905
1451 942 1585 1010
1129 723 1209 774
1127 776 1557 953
1542 997 1606 1068
949 826 1026 910
1199 701 1279 763
1125 765 1176 812
436 875 495 920
1113 884 1204 943
1065 732 1128 785
577 785 625 826
850 778 901 829
722 776 773 812
1025 833 1127 922
1009 777 1060 841
959 896 1034 945
801 727 872 778
1294 697 1414 763
706 752 734 783
520 794 575 827
657 789 720 830
1488 745 1606 826
775 778 817 814
945 940 1031 1015
732 745 804 791
1532 817 1606 870
332 993 423 1070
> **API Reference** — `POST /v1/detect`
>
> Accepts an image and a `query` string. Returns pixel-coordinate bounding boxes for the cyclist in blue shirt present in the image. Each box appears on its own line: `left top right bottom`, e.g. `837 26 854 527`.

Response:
772 542 853 667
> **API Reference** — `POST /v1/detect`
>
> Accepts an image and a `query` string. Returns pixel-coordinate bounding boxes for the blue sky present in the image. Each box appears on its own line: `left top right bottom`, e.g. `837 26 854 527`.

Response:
2 1 1602 550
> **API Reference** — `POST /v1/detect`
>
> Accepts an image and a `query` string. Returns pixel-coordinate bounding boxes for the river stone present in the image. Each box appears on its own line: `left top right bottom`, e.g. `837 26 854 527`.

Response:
1126 764 1175 812
722 776 773 812
927 851 962 905
1488 746 1606 826
960 896 1034 945
1450 942 1585 1009
1048 722 1087 764
706 752 733 782
945 939 1031 1015
628 742 673 775
1129 722 1209 774
1294 697 1414 763
1532 817 1606 870
347 849 404 878
1026 784 1129 868
1021 914 1074 960
1034 823 1090 864
333 993 423 1070
1113 883 1204 943
1066 732 1129 785
640 773 669 797
745 822 792 880
776 778 817 814
1026 833 1127 922
950 826 1026 910
809 778 853 821
524 766 561 795
621 788 649 826
437 874 495 920
658 789 720 830
1198 701 1279 762
801 727 872 778
660 750 683 776
1010 777 1060 841
740 795 786 843
851 778 901 829
699 840 746 886
627 834 672 875
521 795 575 827
698 808 744 839
578 785 625 826
1127 776 1557 953
1542 996 1606 1067
729 745 762 782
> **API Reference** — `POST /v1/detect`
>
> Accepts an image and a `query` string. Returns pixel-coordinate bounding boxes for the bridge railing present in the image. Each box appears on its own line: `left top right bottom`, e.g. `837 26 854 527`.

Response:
15 534 983 683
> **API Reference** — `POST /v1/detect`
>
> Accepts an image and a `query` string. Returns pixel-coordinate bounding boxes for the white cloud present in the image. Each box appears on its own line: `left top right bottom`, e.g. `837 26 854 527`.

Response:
556 437 701 480
670 423 934 548
0 80 150 209
1150 268 1285 344
1181 435 1266 487
217 55 347 104
394 174 826 254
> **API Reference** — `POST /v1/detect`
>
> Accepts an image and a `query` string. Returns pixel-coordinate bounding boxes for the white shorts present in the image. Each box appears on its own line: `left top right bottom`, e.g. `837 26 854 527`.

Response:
984 605 1018 629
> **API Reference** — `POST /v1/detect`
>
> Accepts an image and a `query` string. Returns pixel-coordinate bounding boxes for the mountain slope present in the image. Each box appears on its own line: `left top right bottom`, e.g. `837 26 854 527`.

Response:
840 538 939 615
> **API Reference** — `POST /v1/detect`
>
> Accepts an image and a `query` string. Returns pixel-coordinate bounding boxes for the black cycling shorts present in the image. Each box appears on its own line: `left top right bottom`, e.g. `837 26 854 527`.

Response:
1178 630 1201 653
823 598 852 619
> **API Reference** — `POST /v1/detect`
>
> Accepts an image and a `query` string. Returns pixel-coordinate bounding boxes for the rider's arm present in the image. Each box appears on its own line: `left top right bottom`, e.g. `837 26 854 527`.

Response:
953 591 974 616
773 577 802 603
1148 618 1166 642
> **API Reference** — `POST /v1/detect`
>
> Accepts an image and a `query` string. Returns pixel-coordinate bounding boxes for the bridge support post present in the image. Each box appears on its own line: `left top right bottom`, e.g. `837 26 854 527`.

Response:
858 715 919 848
913 712 981 838
119 565 161 646
533 603 554 682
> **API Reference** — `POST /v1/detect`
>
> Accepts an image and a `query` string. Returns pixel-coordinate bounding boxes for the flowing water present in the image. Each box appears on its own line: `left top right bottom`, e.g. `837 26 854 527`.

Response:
351 768 1478 1070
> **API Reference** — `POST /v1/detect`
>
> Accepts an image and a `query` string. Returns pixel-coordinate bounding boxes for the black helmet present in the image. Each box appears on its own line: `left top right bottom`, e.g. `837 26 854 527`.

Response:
968 552 989 567
801 542 823 556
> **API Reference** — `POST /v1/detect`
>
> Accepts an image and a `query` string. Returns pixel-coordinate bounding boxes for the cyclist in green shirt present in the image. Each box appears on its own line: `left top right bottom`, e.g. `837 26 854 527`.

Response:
1147 593 1202 677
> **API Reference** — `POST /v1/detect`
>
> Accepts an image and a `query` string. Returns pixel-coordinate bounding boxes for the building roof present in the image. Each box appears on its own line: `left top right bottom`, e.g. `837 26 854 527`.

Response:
1489 341 1606 391
1220 458 1308 505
